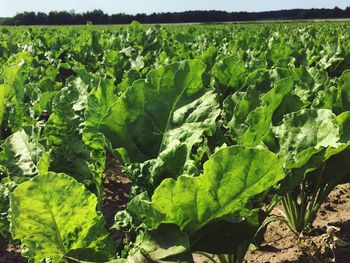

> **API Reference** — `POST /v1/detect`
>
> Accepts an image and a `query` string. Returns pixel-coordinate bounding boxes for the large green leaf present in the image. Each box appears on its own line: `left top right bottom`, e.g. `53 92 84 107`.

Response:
274 109 340 168
100 60 207 163
0 65 20 126
334 70 350 113
212 56 246 93
238 78 294 146
0 52 33 133
83 77 118 180
0 129 48 237
141 146 285 235
223 87 260 137
44 78 88 147
9 172 114 262
280 111 350 190
0 129 45 178
43 78 104 199
126 90 220 191
223 77 293 146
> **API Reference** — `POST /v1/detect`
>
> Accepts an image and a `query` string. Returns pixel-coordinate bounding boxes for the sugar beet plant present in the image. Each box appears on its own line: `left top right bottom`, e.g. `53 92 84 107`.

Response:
273 107 350 233
1 22 350 263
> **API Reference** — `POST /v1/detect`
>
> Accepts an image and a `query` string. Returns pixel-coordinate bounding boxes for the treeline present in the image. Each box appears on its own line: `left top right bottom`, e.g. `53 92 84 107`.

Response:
2 7 350 25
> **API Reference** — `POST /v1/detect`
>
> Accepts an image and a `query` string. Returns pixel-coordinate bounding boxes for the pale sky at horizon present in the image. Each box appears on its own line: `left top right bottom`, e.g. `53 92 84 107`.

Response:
1 0 350 17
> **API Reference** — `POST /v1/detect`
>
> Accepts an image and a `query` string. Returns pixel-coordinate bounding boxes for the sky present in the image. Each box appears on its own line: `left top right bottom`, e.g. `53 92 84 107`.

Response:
1 0 350 17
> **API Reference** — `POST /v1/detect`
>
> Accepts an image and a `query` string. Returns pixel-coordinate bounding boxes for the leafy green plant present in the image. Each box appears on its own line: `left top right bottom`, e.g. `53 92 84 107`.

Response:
122 146 285 263
275 109 350 233
100 60 221 194
9 172 114 262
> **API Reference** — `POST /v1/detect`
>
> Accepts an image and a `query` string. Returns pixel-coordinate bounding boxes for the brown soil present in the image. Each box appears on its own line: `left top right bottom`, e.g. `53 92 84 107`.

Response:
102 155 131 242
245 185 350 263
0 235 26 263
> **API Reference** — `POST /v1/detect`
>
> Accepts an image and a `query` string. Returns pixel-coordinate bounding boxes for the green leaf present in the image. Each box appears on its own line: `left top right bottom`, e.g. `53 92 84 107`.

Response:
212 56 246 93
37 151 51 175
334 70 350 113
43 78 104 200
0 130 44 178
279 111 350 191
238 78 294 146
129 224 193 263
83 78 117 153
0 52 33 132
224 87 260 135
9 172 114 262
274 109 340 168
32 91 58 117
0 177 18 238
0 129 46 237
82 77 118 190
127 90 220 191
336 111 350 143
0 64 23 127
101 60 207 163
44 78 88 147
146 146 285 235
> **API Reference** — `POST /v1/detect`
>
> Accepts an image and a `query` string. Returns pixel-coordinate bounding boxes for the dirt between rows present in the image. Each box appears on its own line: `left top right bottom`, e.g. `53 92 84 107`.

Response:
195 185 350 263
1 157 350 263
244 185 350 263
0 236 25 263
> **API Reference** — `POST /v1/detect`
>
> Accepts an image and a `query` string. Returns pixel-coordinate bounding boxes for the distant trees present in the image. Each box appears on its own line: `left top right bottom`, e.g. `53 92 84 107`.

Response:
2 7 350 25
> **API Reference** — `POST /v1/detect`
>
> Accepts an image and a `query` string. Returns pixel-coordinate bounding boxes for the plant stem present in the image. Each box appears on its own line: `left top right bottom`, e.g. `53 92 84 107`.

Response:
298 180 308 231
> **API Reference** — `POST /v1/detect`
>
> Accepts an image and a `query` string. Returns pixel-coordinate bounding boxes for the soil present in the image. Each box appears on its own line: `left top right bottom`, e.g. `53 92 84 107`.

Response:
194 185 350 263
244 184 350 263
101 155 131 243
0 235 25 263
1 158 350 263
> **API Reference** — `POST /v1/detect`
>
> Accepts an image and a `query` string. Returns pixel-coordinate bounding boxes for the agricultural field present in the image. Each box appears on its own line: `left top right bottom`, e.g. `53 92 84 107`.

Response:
1 21 350 263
